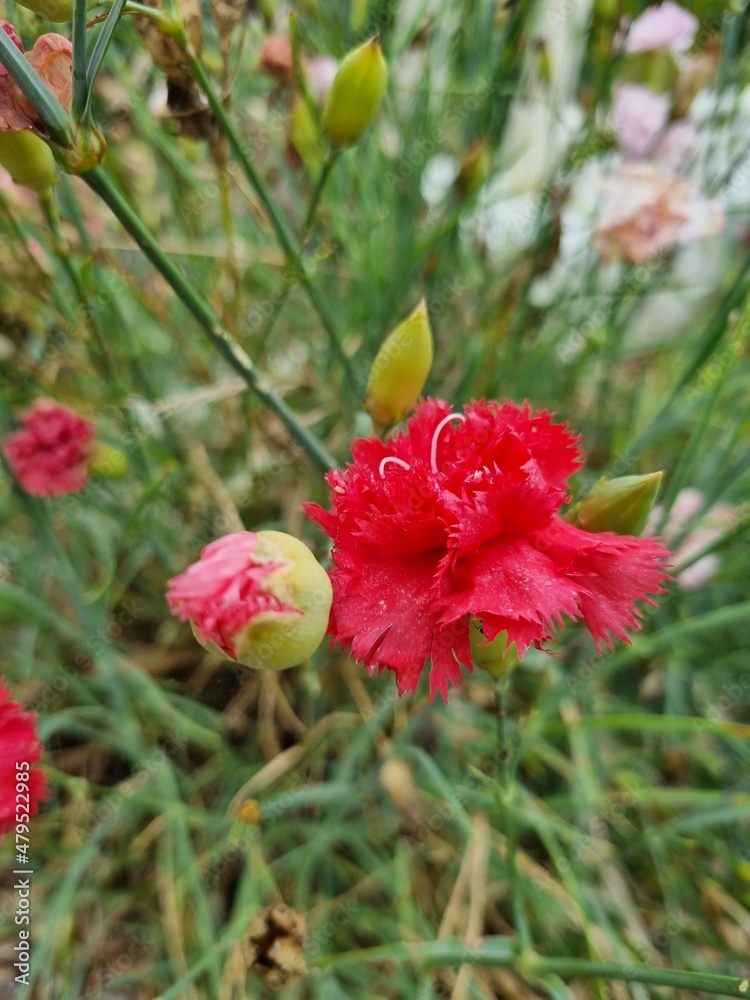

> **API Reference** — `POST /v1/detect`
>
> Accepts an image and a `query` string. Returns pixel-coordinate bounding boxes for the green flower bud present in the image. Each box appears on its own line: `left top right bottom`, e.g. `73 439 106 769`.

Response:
0 131 56 191
322 35 388 147
365 299 433 430
15 0 95 22
570 472 663 536
89 442 128 480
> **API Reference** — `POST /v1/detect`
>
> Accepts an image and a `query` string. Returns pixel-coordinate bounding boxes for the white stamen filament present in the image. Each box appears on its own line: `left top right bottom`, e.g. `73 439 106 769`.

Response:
379 456 411 478
430 413 466 474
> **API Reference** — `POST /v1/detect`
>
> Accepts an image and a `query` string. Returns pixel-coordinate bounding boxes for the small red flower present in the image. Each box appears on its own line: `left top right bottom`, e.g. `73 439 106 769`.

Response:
4 399 94 497
0 680 48 837
305 398 671 700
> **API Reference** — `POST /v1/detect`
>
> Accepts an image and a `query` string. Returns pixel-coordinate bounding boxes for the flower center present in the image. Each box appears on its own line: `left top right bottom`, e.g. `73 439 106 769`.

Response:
430 413 465 474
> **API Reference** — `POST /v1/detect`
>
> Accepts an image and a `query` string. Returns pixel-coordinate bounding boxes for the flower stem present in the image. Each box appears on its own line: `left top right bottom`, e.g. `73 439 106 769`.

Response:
255 150 340 352
311 937 750 995
81 166 336 473
72 0 90 122
182 46 354 383
303 149 339 234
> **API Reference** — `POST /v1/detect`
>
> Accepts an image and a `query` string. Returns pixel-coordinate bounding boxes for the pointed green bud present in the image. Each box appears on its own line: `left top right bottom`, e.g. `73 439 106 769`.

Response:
365 299 433 430
322 35 388 147
0 132 56 191
15 0 95 21
570 472 663 536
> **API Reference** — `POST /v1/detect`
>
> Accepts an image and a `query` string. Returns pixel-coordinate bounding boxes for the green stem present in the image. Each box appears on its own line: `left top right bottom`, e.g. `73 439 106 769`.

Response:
183 47 354 383
81 166 336 473
526 956 749 996
311 937 749 995
0 28 72 147
303 150 339 235
72 0 89 122
255 150 340 352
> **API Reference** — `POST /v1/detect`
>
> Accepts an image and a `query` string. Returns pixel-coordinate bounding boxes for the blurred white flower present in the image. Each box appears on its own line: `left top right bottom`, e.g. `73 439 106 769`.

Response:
420 154 460 207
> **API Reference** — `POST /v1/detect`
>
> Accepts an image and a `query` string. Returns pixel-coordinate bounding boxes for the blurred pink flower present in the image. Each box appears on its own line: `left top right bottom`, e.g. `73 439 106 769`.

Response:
612 84 670 158
259 36 293 81
625 1 699 54
4 399 94 497
592 164 723 264
0 23 72 133
644 488 737 589
305 56 338 106
258 36 337 105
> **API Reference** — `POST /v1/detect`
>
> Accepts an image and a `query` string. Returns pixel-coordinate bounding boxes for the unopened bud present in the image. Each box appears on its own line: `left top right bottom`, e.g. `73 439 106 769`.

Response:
0 131 56 191
14 0 94 21
167 530 332 671
55 125 107 176
89 442 128 480
321 35 387 146
366 299 433 430
570 472 663 536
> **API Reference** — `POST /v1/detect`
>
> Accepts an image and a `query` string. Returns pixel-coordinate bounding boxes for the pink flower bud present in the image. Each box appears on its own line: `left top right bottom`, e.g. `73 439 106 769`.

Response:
167 531 332 671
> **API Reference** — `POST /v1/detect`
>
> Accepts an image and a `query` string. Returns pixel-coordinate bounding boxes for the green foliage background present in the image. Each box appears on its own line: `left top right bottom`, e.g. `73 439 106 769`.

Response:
1 0 749 996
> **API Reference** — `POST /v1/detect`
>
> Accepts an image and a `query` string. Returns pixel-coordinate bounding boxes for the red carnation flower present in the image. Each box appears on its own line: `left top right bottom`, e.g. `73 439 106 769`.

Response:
4 399 94 498
0 680 48 837
305 398 670 700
